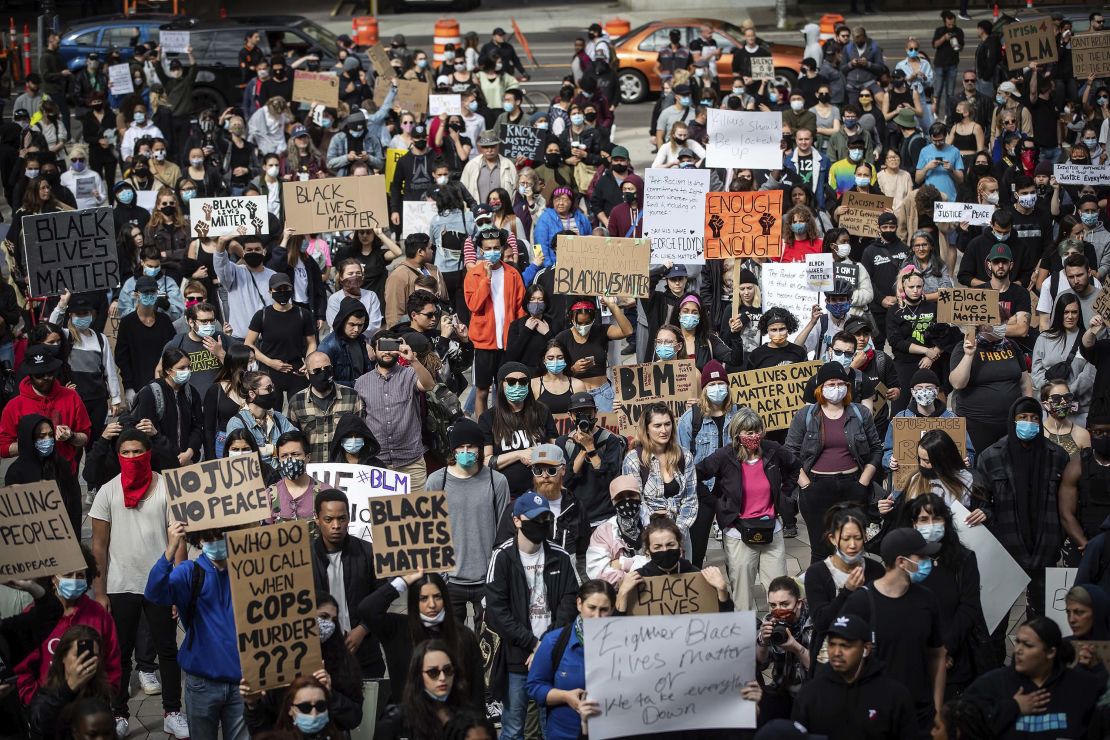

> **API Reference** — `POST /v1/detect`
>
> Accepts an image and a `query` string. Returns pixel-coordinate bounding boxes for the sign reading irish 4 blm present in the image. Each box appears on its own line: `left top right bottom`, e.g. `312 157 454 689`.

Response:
23 207 119 297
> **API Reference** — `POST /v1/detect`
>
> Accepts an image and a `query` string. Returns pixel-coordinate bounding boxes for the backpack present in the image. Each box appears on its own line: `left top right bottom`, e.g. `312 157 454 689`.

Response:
424 382 465 458
181 561 206 649
145 380 196 422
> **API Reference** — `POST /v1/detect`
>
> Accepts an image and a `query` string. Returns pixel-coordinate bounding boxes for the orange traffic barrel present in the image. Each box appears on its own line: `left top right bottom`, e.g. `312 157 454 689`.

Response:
433 18 461 62
819 12 845 40
605 17 631 38
353 16 378 47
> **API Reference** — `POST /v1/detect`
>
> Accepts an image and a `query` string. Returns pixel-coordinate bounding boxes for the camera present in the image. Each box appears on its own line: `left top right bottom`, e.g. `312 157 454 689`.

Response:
769 621 790 646
574 412 594 433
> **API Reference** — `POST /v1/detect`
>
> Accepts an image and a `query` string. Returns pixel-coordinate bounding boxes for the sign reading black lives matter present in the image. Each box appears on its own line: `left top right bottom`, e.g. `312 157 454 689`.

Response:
23 207 118 298
162 456 268 530
189 196 270 238
228 521 323 692
553 235 651 298
369 491 455 577
0 481 85 579
499 123 544 161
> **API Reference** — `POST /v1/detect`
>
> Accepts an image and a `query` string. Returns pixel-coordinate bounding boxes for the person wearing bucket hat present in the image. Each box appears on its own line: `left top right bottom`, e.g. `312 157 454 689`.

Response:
461 129 518 205
553 296 632 412
479 362 558 497
555 389 628 544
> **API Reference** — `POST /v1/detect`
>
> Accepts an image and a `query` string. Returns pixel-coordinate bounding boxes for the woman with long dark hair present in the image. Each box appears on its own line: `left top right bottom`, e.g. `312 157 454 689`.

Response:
885 430 986 524
823 227 873 318
479 362 558 498
9 176 72 258
529 338 587 415
506 284 554 376
1032 293 1096 423
130 347 204 467
203 343 253 459
375 640 469 740
673 293 744 371
487 187 530 248
245 674 344 738
144 186 189 281
429 183 476 318
335 227 403 306
272 227 327 331
622 403 697 554
224 370 296 467
554 298 633 412
26 625 115 739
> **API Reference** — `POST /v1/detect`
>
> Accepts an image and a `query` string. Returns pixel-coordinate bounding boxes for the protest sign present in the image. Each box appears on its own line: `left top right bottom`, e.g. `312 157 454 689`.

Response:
760 262 823 342
136 190 157 212
933 201 995 226
368 44 392 76
0 482 85 579
705 109 783 170
613 360 699 432
1046 567 1077 636
305 463 411 540
834 261 859 291
159 30 190 54
891 416 967 489
642 167 710 264
728 361 822 431
583 612 757 739
838 191 893 239
1093 283 1110 324
750 56 775 81
428 93 462 116
553 235 651 298
1004 17 1058 68
553 412 625 439
869 382 889 417
368 491 455 577
374 77 428 116
704 190 783 259
384 148 406 194
627 573 720 616
292 71 339 108
937 287 1000 327
949 500 1029 632
163 456 268 530
228 521 322 691
188 196 269 238
499 122 545 161
402 200 438 239
108 63 133 96
282 176 388 234
1053 163 1110 186
1073 32 1110 79
22 207 118 298
806 253 833 291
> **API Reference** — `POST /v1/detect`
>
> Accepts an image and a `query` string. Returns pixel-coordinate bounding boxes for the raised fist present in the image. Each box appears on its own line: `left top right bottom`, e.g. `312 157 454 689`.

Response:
759 212 776 236
708 214 725 238
202 203 213 221
194 221 209 238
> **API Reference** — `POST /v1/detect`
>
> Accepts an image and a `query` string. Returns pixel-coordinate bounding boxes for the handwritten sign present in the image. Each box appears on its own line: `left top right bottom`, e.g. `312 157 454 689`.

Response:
628 573 720 616
806 253 833 291
402 200 438 239
642 167 710 265
728 361 822 431
499 122 544 161
374 77 428 116
705 109 783 170
891 416 967 489
933 201 995 226
1046 567 1077 636
834 262 859 291
22 207 118 298
108 63 133 96
614 360 699 433
1073 32 1110 79
228 521 323 692
704 190 783 259
188 196 269 239
292 71 339 108
368 491 455 577
1093 283 1110 324
937 287 1000 326
583 613 757 739
553 235 651 298
950 500 1029 632
428 93 462 116
0 482 85 579
163 456 268 530
305 463 410 541
750 56 775 81
553 412 625 439
282 175 388 234
869 382 889 417
367 44 392 77
1053 163 1110 186
761 262 823 342
839 191 893 239
159 30 190 54
1003 17 1058 68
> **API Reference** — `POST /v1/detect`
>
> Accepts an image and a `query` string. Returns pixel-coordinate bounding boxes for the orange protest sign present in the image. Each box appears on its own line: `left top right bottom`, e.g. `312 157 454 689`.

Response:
704 190 783 259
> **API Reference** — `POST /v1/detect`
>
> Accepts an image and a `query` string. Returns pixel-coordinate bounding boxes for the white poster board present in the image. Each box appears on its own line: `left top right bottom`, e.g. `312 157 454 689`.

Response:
402 200 438 239
305 463 411 541
932 201 995 226
642 167 710 265
705 109 783 171
805 253 833 291
188 195 269 238
760 262 822 342
108 64 134 96
1054 163 1110 186
136 190 157 213
950 500 1030 632
159 31 190 54
1045 567 1077 637
428 94 462 116
583 612 757 739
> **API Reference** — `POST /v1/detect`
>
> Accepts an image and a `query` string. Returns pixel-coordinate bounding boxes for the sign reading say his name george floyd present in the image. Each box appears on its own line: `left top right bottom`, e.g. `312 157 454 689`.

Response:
188 196 269 238
613 360 699 431
553 235 651 298
891 416 967 489
283 176 389 234
369 491 455 577
23 207 118 297
705 109 783 170
228 521 323 692
163 456 268 530
1003 17 1058 68
628 573 720 616
499 123 545 161
0 482 85 579
1073 32 1110 79
937 287 1000 326
704 190 783 259
292 71 340 108
728 361 822 431
838 191 893 238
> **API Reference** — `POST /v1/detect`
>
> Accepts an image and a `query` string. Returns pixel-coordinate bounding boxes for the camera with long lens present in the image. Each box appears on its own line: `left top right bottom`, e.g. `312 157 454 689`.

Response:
769 621 790 646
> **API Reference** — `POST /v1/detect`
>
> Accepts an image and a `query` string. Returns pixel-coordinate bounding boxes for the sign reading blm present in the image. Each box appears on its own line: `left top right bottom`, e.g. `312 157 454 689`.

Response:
23 207 118 298
162 456 269 530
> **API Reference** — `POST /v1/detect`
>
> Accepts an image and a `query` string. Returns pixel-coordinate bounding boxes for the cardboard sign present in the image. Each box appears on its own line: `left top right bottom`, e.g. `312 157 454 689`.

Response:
838 191 893 239
1046 567 1077 636
552 235 652 298
1073 32 1110 79
933 201 995 226
806 253 833 291
367 44 392 77
159 30 190 54
761 262 823 343
1004 17 1059 68
228 521 322 692
305 463 411 541
950 500 1029 632
368 491 455 577
108 63 133 96
384 148 406 194
727 361 822 431
292 71 339 108
705 109 783 170
583 613 757 739
628 573 720 616
0 482 85 579
428 93 462 116
22 207 118 298
1053 163 1110 186
891 416 967 489
188 196 269 239
402 200 438 238
642 167 710 265
613 360 700 433
282 176 388 234
937 287 1000 326
163 456 268 530
869 382 889 417
1092 283 1110 324
750 56 775 81
499 122 544 161
552 412 625 439
704 190 783 259
373 77 428 116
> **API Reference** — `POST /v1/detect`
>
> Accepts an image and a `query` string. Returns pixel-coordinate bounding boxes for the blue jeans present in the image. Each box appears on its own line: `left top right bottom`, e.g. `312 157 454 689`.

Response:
502 670 529 740
935 65 958 116
184 673 248 740
588 381 615 412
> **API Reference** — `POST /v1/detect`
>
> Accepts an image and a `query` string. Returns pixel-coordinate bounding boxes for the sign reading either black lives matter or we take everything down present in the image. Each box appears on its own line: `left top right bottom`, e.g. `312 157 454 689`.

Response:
23 207 118 298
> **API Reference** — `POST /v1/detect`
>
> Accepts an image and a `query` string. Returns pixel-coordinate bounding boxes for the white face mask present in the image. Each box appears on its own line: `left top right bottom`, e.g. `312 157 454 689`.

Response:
266 165 279 178
985 192 999 205
835 243 852 259
823 384 848 403
915 522 945 543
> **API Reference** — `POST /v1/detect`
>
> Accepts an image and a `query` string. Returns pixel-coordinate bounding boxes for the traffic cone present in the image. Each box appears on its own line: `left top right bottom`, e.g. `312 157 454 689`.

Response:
21 23 30 76
993 3 999 18
1026 0 1033 9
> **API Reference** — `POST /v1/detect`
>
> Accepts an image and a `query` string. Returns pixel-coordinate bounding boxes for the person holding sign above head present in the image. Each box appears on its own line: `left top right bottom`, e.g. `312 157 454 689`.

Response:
554 298 632 413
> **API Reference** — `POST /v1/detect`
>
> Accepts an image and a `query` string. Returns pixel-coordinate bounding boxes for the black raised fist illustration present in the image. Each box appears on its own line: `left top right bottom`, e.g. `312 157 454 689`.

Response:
759 213 776 236
194 221 209 238
708 214 725 238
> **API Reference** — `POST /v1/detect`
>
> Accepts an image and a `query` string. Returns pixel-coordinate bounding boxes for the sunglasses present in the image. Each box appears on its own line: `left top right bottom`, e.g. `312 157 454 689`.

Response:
417 310 440 319
1048 394 1075 404
503 377 529 387
424 665 455 680
70 157 85 162
293 701 328 714
531 464 562 477
309 366 332 376
858 94 872 99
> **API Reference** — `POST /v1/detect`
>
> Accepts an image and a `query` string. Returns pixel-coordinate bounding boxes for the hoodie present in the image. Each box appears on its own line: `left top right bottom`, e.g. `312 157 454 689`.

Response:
319 297 371 386
605 173 644 239
0 378 91 475
963 662 1103 739
328 413 384 467
4 414 83 536
791 659 918 740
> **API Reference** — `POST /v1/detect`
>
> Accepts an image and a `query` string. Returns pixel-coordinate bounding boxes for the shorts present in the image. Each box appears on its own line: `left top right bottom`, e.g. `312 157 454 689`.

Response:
474 348 506 390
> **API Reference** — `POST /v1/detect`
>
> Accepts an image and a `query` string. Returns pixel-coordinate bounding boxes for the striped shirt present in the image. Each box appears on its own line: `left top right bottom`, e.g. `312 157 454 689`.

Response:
354 364 425 467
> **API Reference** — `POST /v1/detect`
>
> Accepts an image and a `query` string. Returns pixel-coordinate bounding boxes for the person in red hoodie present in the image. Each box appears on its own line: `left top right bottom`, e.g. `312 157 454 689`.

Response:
0 344 91 476
465 226 525 416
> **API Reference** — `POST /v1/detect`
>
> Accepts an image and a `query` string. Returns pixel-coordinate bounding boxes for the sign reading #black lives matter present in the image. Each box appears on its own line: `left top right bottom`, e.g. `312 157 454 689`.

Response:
162 456 268 530
23 207 118 298
553 235 651 298
282 176 389 234
0 482 85 579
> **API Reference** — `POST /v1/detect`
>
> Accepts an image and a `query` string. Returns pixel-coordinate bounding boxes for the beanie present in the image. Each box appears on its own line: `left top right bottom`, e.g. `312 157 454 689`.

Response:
448 418 485 450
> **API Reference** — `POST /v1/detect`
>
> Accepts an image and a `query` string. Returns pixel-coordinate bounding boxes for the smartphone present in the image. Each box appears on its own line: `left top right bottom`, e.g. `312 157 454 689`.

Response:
378 338 402 352
934 158 943 163
77 638 94 659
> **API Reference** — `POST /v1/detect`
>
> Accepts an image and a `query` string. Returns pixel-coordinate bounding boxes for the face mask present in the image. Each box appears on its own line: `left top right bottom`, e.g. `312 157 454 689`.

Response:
995 95 1006 106
584 111 598 122
837 546 863 565
611 163 628 175
823 385 848 403
56 578 87 600
317 617 336 642
525 300 545 318
412 139 428 150
904 557 932 583
279 457 306 480
790 100 804 112
139 293 159 307
906 48 918 58
455 449 478 467
117 188 134 204
70 158 88 172
272 290 293 305
911 387 937 407
622 191 637 204
520 518 551 544
468 100 480 112
35 437 55 456
992 229 1009 242
202 538 228 561
321 117 333 128
768 92 779 104
292 711 329 734
25 168 39 179
985 192 999 205
1084 138 1099 149
1082 212 1100 227
195 322 217 338
342 437 365 455
181 190 196 203
835 243 852 259
706 385 729 404
1093 436 1110 458
143 265 161 277
678 314 700 331
243 252 265 268
504 384 529 403
990 323 1007 340
880 230 899 244
1099 97 1109 107
829 300 854 320
843 118 857 129
1047 398 1076 418
1014 420 1040 441
848 148 864 162
655 343 676 360
69 314 94 331
575 321 594 337
247 361 259 372
854 175 871 188
544 153 563 168
151 149 167 161
502 101 515 113
252 392 275 411
791 222 807 235
173 369 192 385
1016 193 1037 210
650 548 681 572
309 367 333 392
265 165 279 178
133 112 146 124
483 250 501 265
915 523 944 543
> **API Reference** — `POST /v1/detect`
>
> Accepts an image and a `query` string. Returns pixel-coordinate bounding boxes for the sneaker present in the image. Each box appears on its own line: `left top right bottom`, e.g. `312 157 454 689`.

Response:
138 671 161 695
114 717 128 739
957 12 972 20
163 712 189 739
783 526 799 538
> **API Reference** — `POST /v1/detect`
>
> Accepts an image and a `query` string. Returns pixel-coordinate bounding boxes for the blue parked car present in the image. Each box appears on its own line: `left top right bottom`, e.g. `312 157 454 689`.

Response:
59 14 178 72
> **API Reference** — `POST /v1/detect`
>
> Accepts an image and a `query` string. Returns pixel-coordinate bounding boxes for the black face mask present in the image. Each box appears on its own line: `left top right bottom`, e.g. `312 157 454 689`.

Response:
412 139 427 149
252 392 275 410
309 367 333 392
584 111 598 122
650 548 681 572
622 191 636 204
817 93 831 103
160 204 176 216
272 290 293 305
880 230 898 243
1093 435 1110 459
520 518 552 545
611 163 628 174
544 153 562 168
242 252 265 268
920 467 938 479
973 162 991 176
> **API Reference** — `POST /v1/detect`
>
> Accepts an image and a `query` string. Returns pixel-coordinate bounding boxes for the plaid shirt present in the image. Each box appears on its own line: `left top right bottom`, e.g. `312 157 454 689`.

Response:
286 384 365 463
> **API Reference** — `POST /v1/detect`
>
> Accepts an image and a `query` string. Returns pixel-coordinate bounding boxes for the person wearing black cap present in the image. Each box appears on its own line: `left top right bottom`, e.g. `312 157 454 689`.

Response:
639 262 689 362
387 123 436 229
479 26 528 80
844 314 900 438
791 612 917 739
859 211 909 351
1063 397 1110 574
479 361 558 498
882 367 976 471
244 273 316 411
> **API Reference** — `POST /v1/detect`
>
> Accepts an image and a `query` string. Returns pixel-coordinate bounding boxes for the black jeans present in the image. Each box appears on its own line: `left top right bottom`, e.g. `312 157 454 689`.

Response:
965 416 1009 458
270 369 308 414
799 472 868 564
690 488 717 568
110 593 182 717
449 582 485 627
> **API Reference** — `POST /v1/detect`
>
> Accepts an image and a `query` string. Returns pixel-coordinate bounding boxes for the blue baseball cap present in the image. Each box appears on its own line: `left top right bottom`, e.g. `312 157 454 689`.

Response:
512 492 551 519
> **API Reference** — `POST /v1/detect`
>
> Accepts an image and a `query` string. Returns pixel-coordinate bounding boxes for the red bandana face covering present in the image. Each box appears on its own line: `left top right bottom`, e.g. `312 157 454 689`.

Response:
119 450 152 508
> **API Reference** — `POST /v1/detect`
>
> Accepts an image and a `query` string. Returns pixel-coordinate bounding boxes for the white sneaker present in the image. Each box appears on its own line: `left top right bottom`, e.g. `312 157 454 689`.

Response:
138 671 161 695
114 717 128 739
163 711 190 739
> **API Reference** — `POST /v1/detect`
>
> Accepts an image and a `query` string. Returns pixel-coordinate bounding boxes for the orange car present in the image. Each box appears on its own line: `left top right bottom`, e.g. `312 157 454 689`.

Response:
614 18 804 104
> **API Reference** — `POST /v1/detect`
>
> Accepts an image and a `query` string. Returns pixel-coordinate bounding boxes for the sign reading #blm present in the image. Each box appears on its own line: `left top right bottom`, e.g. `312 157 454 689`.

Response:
23 207 118 298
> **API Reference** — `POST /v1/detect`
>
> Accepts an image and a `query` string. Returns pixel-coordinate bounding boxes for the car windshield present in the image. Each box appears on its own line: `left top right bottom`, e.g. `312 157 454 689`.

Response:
294 20 339 56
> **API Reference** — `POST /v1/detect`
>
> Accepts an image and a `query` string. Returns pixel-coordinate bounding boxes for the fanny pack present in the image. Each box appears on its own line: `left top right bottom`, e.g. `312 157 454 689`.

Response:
739 516 775 545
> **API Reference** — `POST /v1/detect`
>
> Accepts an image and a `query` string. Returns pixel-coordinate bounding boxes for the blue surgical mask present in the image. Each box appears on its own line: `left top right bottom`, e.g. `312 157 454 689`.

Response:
570 113 585 125
202 538 227 561
907 49 918 58
1015 420 1040 441
143 266 160 277
483 250 501 264
1082 212 1100 227
995 95 1006 106
544 359 567 374
196 322 217 337
655 343 676 360
502 101 515 113
417 58 428 69
455 450 478 467
854 175 870 188
679 314 700 330
905 557 932 583
791 222 807 235
1084 138 1099 149
504 384 529 403
181 190 196 202
837 547 863 565
35 437 55 456
292 711 329 734
71 160 86 172
173 369 192 385
467 100 479 112
25 168 38 179
117 188 135 205
843 118 857 128
848 148 863 161
993 230 1010 242
71 315 93 330
915 523 944 543
139 293 159 307
342 437 365 454
133 111 145 123
706 385 729 404
56 577 87 600
678 96 691 107
768 91 778 103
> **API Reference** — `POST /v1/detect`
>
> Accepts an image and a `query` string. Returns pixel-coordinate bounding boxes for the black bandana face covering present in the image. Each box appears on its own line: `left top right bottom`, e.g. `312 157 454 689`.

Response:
615 499 642 550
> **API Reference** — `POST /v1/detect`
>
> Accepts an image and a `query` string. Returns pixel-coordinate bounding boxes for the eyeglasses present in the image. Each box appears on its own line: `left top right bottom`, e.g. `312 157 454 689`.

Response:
531 464 562 477
1048 394 1075 404
293 701 328 714
503 377 529 387
830 349 854 359
424 665 455 680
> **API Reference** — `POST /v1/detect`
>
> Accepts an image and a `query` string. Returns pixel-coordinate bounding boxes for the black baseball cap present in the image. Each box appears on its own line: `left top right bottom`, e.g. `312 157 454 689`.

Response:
880 527 941 566
825 613 871 643
567 392 596 412
844 316 871 335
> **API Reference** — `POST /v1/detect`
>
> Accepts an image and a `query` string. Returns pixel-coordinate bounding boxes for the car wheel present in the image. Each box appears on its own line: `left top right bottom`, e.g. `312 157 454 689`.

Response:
192 87 226 113
618 69 648 104
775 69 798 91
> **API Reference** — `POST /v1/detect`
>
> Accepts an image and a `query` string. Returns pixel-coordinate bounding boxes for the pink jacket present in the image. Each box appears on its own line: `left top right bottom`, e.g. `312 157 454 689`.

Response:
585 517 649 586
